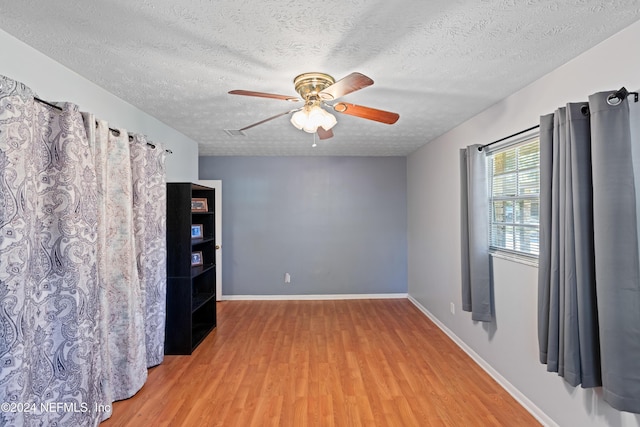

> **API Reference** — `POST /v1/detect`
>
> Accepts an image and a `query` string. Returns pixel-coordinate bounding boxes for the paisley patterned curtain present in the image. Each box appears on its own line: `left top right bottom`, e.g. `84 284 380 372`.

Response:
130 134 167 369
0 78 107 426
83 116 148 405
0 75 167 426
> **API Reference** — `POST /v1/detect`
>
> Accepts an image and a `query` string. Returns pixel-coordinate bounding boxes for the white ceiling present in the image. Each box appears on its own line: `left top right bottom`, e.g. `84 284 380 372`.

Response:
1 1 639 156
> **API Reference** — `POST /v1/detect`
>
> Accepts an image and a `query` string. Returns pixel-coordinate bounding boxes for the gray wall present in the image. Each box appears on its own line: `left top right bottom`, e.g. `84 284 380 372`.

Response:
199 156 407 296
407 20 640 427
0 28 199 182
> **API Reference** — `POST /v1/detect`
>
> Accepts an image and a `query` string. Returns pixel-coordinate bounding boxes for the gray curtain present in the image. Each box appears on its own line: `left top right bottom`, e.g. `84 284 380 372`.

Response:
538 90 640 413
460 144 492 322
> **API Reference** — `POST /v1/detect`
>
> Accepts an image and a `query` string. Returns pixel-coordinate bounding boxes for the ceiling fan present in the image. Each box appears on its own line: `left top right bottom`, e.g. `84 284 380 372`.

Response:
228 72 399 140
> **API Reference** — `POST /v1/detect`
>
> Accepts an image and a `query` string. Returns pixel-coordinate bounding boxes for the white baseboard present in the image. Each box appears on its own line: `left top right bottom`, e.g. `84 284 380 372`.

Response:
407 295 557 427
221 293 408 301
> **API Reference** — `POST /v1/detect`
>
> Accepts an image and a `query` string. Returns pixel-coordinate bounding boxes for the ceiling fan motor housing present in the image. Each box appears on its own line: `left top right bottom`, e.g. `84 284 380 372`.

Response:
293 72 336 102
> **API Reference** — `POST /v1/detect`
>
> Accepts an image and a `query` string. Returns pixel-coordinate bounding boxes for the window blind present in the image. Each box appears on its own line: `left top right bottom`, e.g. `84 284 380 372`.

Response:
487 137 540 257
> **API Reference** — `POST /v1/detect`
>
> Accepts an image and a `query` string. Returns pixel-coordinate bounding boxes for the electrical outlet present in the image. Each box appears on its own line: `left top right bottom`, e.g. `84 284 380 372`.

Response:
284 273 291 284
450 302 455 315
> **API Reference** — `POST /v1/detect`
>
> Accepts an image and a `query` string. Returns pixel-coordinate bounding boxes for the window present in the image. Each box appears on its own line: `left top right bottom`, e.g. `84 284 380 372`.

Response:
487 136 540 257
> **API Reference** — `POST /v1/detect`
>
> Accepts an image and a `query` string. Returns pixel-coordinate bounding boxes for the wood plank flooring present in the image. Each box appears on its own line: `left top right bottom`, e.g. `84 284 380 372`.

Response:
102 299 540 426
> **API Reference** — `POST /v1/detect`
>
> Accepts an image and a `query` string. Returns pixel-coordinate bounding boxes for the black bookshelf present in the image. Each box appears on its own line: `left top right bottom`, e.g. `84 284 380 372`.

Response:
165 183 217 355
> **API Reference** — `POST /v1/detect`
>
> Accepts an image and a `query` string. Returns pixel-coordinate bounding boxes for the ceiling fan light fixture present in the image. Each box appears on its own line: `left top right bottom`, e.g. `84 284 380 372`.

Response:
290 105 336 133
290 109 307 130
319 108 337 131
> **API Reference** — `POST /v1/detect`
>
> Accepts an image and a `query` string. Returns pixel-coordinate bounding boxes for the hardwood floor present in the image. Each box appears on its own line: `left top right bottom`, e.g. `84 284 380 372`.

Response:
102 299 540 426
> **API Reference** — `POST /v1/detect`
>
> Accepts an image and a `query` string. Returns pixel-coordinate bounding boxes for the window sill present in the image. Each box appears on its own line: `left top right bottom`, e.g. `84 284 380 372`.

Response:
490 250 538 268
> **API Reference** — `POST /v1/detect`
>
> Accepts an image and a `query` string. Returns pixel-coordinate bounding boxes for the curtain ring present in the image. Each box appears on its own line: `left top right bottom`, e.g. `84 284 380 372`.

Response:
607 87 628 106
581 105 589 116
607 93 623 106
110 129 120 136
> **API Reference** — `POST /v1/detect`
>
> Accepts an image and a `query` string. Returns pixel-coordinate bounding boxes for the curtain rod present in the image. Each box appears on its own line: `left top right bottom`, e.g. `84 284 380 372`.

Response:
33 96 173 154
477 124 539 152
478 87 639 152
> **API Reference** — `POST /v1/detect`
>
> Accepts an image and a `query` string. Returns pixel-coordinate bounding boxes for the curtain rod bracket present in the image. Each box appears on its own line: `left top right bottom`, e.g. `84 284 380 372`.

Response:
610 87 639 104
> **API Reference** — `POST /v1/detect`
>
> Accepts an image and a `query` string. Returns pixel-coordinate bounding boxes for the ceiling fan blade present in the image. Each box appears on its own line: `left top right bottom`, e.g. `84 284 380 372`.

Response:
319 72 374 100
238 109 299 132
317 127 334 140
332 102 399 124
229 90 300 102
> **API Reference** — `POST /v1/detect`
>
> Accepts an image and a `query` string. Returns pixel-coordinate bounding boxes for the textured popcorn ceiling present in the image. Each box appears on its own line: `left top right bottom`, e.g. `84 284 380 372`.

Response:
1 1 639 156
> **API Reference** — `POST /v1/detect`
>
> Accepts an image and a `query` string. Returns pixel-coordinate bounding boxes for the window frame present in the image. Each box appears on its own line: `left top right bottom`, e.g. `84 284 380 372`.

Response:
486 131 540 261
